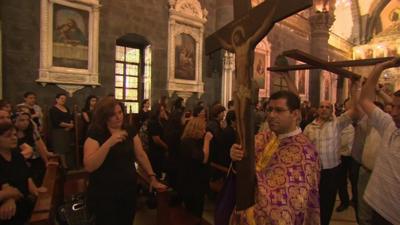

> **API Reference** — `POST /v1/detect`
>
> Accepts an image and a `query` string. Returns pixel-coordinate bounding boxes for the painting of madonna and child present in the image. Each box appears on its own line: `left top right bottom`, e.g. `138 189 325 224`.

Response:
175 33 196 80
53 3 89 69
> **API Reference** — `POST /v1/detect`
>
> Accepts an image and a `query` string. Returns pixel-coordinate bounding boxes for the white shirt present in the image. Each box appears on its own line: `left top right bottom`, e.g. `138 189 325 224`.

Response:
361 126 381 171
339 125 354 156
364 108 400 224
304 114 352 169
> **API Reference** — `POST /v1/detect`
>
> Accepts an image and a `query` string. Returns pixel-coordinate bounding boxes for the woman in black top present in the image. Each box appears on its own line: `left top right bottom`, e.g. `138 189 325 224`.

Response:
82 95 98 140
147 103 169 177
138 99 150 128
178 116 213 218
14 111 52 186
0 122 45 225
84 97 166 225
49 93 74 168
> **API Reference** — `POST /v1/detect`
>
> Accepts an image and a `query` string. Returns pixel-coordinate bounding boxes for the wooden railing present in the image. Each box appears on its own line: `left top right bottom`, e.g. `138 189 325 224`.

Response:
136 168 212 225
29 157 63 225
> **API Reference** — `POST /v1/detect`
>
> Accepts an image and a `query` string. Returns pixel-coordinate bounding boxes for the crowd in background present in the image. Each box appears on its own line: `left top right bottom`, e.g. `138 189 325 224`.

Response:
0 58 399 225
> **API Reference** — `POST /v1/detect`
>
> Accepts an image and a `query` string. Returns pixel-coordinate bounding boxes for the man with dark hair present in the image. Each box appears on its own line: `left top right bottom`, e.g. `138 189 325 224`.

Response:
230 90 320 224
359 58 400 225
304 80 360 225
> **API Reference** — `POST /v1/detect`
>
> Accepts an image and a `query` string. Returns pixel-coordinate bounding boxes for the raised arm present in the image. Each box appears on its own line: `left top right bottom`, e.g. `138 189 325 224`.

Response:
345 78 362 120
360 58 399 116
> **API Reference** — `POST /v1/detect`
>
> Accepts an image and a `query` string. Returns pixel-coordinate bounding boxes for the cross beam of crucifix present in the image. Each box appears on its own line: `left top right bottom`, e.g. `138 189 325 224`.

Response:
268 49 399 81
205 0 312 210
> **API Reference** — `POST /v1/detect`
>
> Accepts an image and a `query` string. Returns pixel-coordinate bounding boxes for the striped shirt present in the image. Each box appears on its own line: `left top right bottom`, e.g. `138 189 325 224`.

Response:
303 114 352 169
364 108 400 224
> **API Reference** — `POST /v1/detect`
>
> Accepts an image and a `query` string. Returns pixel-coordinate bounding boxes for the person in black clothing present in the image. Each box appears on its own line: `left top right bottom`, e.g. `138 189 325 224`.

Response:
164 97 185 189
0 122 46 225
147 103 169 178
207 104 226 168
83 97 166 225
82 95 98 139
49 93 74 168
14 112 48 186
221 110 236 166
138 99 151 128
178 116 213 218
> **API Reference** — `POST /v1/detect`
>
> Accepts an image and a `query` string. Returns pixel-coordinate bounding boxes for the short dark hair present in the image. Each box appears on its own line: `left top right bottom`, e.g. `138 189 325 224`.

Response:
0 121 14 136
373 101 384 110
210 104 225 119
269 91 300 111
394 90 400 97
55 93 67 99
228 100 234 108
24 91 36 98
0 99 10 109
225 110 236 126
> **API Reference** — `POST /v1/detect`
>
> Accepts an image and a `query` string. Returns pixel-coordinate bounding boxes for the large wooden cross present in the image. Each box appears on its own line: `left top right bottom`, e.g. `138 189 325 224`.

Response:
205 0 313 210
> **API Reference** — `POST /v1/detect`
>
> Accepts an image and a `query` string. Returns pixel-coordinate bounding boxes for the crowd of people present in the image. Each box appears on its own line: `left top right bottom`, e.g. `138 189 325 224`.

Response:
0 58 399 225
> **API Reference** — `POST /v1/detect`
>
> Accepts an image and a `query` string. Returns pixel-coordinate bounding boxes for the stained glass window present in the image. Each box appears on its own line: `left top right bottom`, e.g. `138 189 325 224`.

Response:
115 44 151 113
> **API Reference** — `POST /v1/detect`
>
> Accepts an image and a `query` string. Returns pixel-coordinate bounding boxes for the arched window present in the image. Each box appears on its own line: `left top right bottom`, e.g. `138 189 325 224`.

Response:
115 34 151 113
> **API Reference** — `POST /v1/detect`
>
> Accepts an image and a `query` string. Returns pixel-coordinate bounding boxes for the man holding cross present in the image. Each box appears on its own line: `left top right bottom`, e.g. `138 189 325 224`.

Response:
358 58 400 225
206 0 313 212
230 88 321 225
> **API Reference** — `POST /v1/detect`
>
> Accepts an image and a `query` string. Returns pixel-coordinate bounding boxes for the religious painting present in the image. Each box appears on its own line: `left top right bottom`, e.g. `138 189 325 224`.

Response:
253 38 271 98
37 0 100 91
296 69 309 99
253 52 266 90
174 33 196 80
321 71 331 101
53 3 89 69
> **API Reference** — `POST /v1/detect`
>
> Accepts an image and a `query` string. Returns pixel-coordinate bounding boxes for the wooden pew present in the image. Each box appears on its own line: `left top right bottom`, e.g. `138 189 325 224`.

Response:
29 157 63 225
136 168 211 225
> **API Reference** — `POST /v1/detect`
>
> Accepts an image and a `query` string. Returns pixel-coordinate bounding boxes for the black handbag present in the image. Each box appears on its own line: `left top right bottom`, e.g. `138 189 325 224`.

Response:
57 193 95 225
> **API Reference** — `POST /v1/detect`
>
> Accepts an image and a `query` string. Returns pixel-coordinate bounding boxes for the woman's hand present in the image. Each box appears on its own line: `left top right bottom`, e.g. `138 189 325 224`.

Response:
107 130 128 147
230 144 244 161
205 132 213 142
32 186 48 197
0 199 16 220
149 176 168 192
2 185 23 200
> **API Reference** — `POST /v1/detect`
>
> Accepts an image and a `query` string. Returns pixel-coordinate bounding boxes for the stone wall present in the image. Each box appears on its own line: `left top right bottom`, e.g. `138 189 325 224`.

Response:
1 0 222 110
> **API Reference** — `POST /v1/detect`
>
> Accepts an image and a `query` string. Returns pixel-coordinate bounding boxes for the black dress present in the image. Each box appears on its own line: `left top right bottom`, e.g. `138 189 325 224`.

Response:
0 151 34 225
49 106 73 155
86 127 138 225
177 138 209 218
147 119 166 177
17 129 46 186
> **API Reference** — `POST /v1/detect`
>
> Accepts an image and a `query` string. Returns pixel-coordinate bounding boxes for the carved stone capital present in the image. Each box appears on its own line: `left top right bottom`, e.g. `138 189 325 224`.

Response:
309 11 334 32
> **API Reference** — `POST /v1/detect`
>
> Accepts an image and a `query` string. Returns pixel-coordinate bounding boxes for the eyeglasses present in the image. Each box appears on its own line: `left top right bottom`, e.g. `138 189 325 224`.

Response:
266 107 290 114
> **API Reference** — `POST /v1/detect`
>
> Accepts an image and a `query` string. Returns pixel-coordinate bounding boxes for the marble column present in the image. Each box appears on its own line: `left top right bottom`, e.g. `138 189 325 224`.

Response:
309 11 334 106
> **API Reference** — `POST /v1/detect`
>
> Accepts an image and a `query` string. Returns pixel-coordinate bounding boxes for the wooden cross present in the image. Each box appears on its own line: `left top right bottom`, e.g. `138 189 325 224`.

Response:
268 49 398 80
205 0 313 210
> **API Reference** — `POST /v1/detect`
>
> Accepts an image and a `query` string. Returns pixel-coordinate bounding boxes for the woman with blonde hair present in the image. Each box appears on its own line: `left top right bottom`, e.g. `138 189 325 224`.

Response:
177 109 213 218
